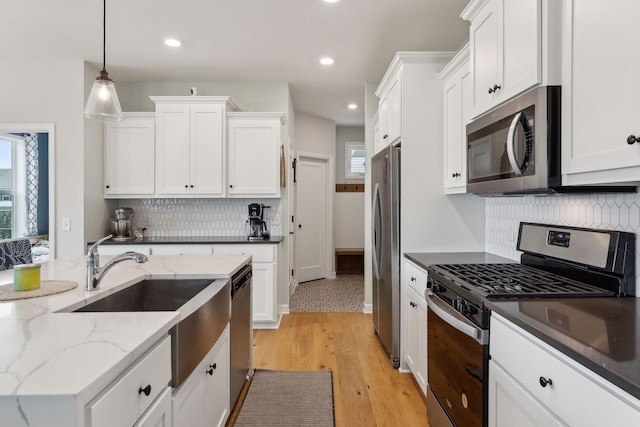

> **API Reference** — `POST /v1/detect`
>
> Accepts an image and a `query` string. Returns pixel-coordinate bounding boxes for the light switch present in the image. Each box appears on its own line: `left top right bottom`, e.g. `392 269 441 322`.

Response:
62 218 71 231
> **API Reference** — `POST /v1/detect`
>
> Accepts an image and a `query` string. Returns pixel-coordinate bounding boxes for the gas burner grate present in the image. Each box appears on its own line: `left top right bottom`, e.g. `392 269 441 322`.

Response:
431 263 615 298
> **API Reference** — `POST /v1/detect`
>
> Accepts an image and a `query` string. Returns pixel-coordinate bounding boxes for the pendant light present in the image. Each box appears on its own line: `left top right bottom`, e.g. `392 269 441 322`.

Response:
84 0 124 121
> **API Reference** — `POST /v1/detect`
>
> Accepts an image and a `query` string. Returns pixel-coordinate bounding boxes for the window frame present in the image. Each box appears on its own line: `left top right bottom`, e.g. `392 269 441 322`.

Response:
344 142 366 179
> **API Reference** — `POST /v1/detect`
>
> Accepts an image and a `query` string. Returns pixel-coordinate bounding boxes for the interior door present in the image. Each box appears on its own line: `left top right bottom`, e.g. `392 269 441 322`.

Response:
296 157 327 283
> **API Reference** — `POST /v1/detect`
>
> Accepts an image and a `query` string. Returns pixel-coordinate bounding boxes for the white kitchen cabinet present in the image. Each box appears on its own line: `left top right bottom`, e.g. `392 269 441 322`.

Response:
134 387 172 427
561 0 640 186
402 259 428 397
440 44 471 194
97 245 152 256
490 314 640 427
227 112 286 198
87 336 171 427
462 0 560 119
372 111 382 155
104 113 155 198
214 244 278 328
405 285 427 396
376 69 402 149
489 360 566 427
173 325 230 427
150 245 212 256
152 96 237 197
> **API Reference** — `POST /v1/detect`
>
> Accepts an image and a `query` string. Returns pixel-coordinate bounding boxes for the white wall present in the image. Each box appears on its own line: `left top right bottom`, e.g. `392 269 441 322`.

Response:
363 82 379 308
294 113 336 156
0 59 108 257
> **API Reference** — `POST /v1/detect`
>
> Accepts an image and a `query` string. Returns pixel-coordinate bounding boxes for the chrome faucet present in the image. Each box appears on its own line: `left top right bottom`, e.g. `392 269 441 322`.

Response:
86 234 148 291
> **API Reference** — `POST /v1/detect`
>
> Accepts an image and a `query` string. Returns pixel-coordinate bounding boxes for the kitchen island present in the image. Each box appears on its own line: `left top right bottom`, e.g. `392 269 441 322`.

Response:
0 254 250 427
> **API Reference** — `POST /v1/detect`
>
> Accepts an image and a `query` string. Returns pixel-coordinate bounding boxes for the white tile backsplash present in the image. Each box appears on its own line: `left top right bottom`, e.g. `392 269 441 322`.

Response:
119 198 282 237
485 192 640 291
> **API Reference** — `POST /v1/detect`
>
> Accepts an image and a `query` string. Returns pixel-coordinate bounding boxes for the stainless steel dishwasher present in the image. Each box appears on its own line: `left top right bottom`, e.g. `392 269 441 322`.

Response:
230 263 253 408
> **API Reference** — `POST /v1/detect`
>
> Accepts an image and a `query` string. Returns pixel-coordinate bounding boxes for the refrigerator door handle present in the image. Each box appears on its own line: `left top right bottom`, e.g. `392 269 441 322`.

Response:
372 183 382 280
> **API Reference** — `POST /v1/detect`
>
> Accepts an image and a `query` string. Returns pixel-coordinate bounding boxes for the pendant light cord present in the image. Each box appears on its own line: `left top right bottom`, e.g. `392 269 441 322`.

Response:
102 0 106 71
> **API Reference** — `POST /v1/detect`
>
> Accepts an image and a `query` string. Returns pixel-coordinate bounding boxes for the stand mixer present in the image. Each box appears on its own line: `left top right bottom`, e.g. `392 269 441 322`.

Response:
247 203 270 240
111 207 136 241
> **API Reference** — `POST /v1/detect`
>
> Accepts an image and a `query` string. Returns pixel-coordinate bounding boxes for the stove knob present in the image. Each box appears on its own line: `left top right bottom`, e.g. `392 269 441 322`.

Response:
430 283 445 293
453 297 463 312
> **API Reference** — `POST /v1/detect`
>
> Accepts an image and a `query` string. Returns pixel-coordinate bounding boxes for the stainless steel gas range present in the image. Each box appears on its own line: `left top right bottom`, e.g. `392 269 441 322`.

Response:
425 222 636 427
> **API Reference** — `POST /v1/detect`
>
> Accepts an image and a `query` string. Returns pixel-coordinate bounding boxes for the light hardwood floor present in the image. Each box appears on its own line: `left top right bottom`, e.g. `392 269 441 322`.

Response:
229 312 428 426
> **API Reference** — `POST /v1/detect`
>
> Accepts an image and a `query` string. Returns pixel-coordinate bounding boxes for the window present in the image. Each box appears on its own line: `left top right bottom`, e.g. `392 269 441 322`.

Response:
0 134 25 240
345 142 365 179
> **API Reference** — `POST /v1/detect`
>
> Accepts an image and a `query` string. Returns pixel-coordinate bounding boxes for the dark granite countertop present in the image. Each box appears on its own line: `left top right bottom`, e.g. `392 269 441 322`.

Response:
91 236 284 245
487 297 640 401
404 252 514 270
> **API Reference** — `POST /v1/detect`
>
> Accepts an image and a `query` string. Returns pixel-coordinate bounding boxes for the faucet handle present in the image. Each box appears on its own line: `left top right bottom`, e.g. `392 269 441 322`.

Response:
88 234 113 256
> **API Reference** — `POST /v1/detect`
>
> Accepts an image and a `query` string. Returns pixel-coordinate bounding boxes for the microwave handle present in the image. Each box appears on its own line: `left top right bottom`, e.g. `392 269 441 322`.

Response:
507 112 524 176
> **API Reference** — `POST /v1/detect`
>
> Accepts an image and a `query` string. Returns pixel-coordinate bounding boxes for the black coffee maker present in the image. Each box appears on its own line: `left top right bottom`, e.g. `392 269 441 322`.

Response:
247 203 270 240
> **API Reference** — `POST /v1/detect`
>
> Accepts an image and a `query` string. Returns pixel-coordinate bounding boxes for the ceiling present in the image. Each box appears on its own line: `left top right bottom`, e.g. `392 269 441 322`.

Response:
2 0 470 126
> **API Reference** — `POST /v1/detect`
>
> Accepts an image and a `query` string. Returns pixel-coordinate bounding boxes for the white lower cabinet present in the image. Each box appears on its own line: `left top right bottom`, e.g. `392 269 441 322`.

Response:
405 286 427 396
87 336 171 427
173 325 230 427
134 387 172 427
490 314 640 426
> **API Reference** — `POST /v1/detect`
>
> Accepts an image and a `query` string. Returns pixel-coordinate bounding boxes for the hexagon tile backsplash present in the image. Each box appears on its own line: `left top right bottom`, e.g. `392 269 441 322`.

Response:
121 198 282 237
486 193 640 291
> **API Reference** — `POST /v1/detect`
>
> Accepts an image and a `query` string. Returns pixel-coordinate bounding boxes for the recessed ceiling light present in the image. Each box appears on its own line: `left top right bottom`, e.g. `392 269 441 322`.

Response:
348 104 358 110
320 57 334 65
164 38 182 47
323 0 340 3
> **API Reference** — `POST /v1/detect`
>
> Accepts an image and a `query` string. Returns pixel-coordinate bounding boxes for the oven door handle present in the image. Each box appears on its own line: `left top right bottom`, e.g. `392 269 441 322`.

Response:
425 290 488 345
507 112 524 176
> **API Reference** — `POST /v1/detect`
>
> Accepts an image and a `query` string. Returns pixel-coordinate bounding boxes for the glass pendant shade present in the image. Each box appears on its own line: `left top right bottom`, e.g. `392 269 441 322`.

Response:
84 70 124 121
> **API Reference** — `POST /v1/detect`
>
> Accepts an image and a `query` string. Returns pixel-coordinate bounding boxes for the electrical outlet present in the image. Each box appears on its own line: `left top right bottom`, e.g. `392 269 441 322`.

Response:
62 218 71 231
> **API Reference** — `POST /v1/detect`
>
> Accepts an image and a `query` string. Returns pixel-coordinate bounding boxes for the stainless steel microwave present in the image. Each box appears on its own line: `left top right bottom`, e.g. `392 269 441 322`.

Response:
466 86 635 195
466 86 560 195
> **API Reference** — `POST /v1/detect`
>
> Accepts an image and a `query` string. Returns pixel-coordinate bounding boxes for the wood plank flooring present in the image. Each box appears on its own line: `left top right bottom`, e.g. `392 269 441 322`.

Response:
229 312 428 426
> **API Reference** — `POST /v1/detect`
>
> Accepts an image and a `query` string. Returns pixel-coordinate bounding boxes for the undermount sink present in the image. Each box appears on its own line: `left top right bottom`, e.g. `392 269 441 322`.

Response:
74 277 231 388
73 278 215 312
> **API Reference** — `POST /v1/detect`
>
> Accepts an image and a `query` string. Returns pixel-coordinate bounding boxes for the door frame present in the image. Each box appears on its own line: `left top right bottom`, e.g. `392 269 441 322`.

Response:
295 152 335 282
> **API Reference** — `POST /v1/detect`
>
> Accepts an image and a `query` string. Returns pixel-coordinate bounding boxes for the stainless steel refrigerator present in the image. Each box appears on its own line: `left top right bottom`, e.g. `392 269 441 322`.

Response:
371 145 401 368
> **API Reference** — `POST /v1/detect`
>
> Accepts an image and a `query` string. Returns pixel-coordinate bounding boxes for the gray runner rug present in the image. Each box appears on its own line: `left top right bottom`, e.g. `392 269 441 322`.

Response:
234 369 335 426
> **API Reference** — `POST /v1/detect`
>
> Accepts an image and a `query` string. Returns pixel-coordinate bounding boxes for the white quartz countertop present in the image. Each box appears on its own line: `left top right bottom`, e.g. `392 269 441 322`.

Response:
0 254 250 404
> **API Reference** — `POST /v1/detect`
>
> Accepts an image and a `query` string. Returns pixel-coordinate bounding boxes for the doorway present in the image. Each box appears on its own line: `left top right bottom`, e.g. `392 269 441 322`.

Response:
295 153 332 283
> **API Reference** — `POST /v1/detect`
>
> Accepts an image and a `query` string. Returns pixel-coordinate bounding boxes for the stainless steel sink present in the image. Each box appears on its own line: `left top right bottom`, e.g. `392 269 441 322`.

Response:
74 278 231 388
74 278 215 312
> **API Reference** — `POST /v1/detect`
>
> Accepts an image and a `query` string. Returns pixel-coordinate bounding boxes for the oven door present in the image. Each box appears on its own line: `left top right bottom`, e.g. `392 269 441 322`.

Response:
426 290 488 427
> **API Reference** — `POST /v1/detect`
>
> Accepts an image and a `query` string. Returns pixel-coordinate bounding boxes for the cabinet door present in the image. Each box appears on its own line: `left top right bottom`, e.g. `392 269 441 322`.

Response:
203 327 230 427
252 262 275 323
470 0 501 114
228 118 281 197
104 114 155 197
150 245 212 256
135 387 172 427
562 0 640 182
405 288 419 374
489 360 567 427
444 69 465 190
156 104 191 195
387 72 402 144
190 104 225 196
172 359 205 427
378 96 389 147
416 296 428 396
373 112 382 154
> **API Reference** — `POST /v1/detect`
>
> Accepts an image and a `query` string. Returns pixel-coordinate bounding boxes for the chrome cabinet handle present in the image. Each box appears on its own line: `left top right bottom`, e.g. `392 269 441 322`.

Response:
539 376 553 387
139 384 151 396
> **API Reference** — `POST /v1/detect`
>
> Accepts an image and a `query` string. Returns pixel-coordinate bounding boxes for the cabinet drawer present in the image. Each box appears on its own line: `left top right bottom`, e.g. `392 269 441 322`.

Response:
214 244 275 263
491 315 640 426
88 336 171 427
150 244 212 255
98 245 151 256
404 260 428 296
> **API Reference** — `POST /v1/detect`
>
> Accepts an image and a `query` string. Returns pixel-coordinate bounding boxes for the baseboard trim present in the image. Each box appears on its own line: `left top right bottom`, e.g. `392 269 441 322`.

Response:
327 271 337 280
363 303 373 313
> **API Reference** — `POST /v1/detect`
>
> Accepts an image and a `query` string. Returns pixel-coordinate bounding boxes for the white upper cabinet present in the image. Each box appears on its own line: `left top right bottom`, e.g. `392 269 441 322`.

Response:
152 96 236 197
104 113 155 198
227 112 285 198
375 68 402 152
561 0 640 185
440 44 471 194
462 0 560 119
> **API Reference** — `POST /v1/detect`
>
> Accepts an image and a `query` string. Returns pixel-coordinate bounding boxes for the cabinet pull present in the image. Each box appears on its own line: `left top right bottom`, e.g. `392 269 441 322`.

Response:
138 384 152 396
410 277 416 282
539 376 553 388
410 301 417 308
383 134 389 139
207 363 217 375
105 185 110 189
229 185 233 188
452 172 461 178
488 84 502 94
627 135 639 145
190 185 194 188
185 185 188 188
